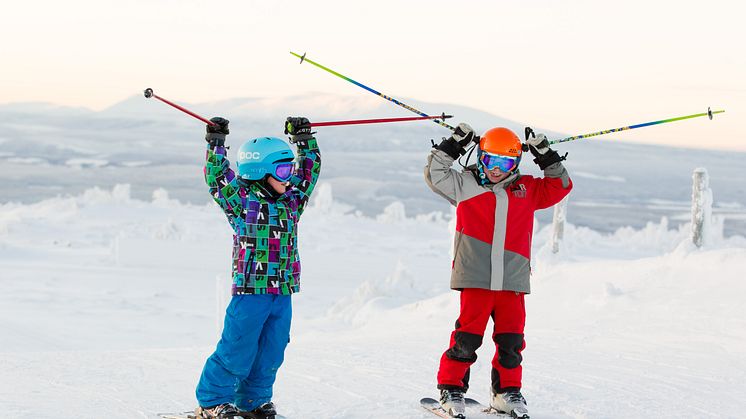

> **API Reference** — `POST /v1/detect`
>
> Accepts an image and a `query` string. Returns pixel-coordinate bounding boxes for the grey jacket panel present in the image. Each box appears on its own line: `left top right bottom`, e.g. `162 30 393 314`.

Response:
424 152 457 206
451 232 492 288
451 231 531 293
544 161 571 188
503 250 531 293
424 149 486 205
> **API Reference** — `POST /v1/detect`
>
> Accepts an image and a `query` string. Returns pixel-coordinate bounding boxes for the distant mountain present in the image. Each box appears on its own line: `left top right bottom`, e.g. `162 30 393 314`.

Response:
0 102 92 115
1 93 745 236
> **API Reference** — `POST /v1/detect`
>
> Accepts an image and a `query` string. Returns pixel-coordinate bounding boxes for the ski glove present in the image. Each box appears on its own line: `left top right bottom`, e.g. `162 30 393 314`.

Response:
436 122 477 160
205 117 229 147
525 131 566 170
525 133 550 155
284 117 314 144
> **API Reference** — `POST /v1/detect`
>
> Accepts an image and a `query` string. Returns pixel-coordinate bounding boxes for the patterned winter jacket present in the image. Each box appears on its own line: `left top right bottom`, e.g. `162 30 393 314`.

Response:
425 149 572 293
204 138 321 295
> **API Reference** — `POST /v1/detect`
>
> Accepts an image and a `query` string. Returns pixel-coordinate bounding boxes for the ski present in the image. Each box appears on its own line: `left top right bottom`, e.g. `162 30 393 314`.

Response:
420 397 516 419
464 399 528 418
158 411 287 419
420 397 460 418
159 412 196 419
420 397 516 418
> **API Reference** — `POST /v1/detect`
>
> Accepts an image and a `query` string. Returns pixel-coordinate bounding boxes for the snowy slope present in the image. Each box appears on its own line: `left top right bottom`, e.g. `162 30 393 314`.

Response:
1 185 745 418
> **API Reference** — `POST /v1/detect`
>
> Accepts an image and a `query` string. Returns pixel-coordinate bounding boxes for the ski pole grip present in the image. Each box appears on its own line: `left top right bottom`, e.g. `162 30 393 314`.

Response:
522 126 535 151
144 88 154 99
524 126 535 140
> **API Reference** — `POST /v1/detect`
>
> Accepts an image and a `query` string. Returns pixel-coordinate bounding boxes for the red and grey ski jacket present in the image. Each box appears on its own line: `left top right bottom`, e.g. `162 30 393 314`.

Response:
425 149 572 293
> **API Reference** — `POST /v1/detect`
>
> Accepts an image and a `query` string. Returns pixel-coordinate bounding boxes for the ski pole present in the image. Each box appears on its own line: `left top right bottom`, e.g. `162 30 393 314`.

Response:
311 114 452 127
143 88 217 127
291 51 456 131
550 107 725 145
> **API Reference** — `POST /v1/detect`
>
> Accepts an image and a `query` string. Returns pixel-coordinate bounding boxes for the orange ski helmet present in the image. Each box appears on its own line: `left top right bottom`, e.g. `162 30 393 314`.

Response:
477 127 523 178
479 127 522 157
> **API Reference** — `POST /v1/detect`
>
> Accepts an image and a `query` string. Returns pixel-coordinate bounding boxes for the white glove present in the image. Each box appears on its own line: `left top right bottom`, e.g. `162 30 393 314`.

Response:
452 123 476 147
526 132 550 156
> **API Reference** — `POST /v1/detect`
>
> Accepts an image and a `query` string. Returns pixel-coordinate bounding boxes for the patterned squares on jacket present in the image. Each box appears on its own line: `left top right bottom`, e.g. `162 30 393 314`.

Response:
204 139 321 295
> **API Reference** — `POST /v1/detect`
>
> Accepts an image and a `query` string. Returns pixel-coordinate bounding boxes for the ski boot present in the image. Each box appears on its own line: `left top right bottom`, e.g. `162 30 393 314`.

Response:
240 401 277 419
439 388 466 418
490 389 529 418
195 403 241 418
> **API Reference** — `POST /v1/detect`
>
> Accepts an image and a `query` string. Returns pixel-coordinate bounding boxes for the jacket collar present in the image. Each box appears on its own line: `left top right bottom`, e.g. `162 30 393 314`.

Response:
489 171 520 190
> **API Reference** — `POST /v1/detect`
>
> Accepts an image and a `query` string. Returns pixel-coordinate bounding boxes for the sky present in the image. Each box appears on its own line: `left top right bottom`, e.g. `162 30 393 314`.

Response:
2 0 745 151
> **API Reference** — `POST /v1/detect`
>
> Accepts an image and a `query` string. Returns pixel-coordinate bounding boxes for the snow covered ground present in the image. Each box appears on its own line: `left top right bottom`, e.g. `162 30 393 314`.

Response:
1 184 745 418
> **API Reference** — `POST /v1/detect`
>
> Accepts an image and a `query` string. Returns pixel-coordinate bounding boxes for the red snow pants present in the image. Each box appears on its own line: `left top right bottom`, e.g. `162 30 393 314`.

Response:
437 288 526 393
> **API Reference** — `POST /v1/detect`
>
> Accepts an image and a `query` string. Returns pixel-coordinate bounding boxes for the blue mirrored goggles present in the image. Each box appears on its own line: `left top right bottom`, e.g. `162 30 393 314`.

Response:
480 152 519 173
272 162 295 182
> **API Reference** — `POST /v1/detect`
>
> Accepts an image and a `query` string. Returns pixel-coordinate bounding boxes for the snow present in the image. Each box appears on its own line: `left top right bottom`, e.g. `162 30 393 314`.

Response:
571 172 626 183
120 161 152 168
6 157 47 165
3 93 746 236
1 184 745 418
64 158 110 169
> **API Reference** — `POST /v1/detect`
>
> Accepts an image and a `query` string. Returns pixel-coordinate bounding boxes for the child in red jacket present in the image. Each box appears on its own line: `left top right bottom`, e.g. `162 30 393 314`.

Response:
425 123 572 419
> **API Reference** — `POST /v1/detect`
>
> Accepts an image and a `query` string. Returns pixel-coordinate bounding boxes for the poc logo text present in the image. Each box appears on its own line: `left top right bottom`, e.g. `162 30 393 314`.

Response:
239 151 261 160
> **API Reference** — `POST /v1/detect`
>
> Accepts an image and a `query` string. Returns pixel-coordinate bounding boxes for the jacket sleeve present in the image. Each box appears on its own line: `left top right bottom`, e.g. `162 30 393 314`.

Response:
288 137 321 218
204 144 244 224
424 149 474 206
530 161 573 210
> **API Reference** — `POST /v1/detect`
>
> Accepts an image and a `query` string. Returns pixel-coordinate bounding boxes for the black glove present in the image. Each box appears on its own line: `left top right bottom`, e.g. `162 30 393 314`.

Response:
524 128 565 170
284 117 313 144
435 122 477 159
205 117 229 147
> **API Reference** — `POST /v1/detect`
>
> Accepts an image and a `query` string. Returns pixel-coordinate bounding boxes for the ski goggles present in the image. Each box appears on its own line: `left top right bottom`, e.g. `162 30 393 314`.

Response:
272 162 295 182
480 152 519 173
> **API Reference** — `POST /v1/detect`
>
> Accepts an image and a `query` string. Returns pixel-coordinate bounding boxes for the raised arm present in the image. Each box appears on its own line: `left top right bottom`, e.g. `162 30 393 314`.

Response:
524 132 573 209
204 117 244 223
284 117 321 218
424 123 479 206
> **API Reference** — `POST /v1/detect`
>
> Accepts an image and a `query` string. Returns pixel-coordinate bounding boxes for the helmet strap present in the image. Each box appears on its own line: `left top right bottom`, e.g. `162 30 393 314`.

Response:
458 142 478 169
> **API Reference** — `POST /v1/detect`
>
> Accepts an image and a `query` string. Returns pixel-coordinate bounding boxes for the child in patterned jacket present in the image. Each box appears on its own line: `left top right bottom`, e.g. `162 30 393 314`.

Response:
194 116 321 419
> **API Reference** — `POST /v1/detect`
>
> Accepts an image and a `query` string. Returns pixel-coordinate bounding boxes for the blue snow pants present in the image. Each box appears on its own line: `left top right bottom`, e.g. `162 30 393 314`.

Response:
196 294 292 411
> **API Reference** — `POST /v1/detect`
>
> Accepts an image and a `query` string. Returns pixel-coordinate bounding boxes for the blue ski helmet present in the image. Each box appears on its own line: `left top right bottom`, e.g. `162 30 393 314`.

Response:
236 137 295 181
